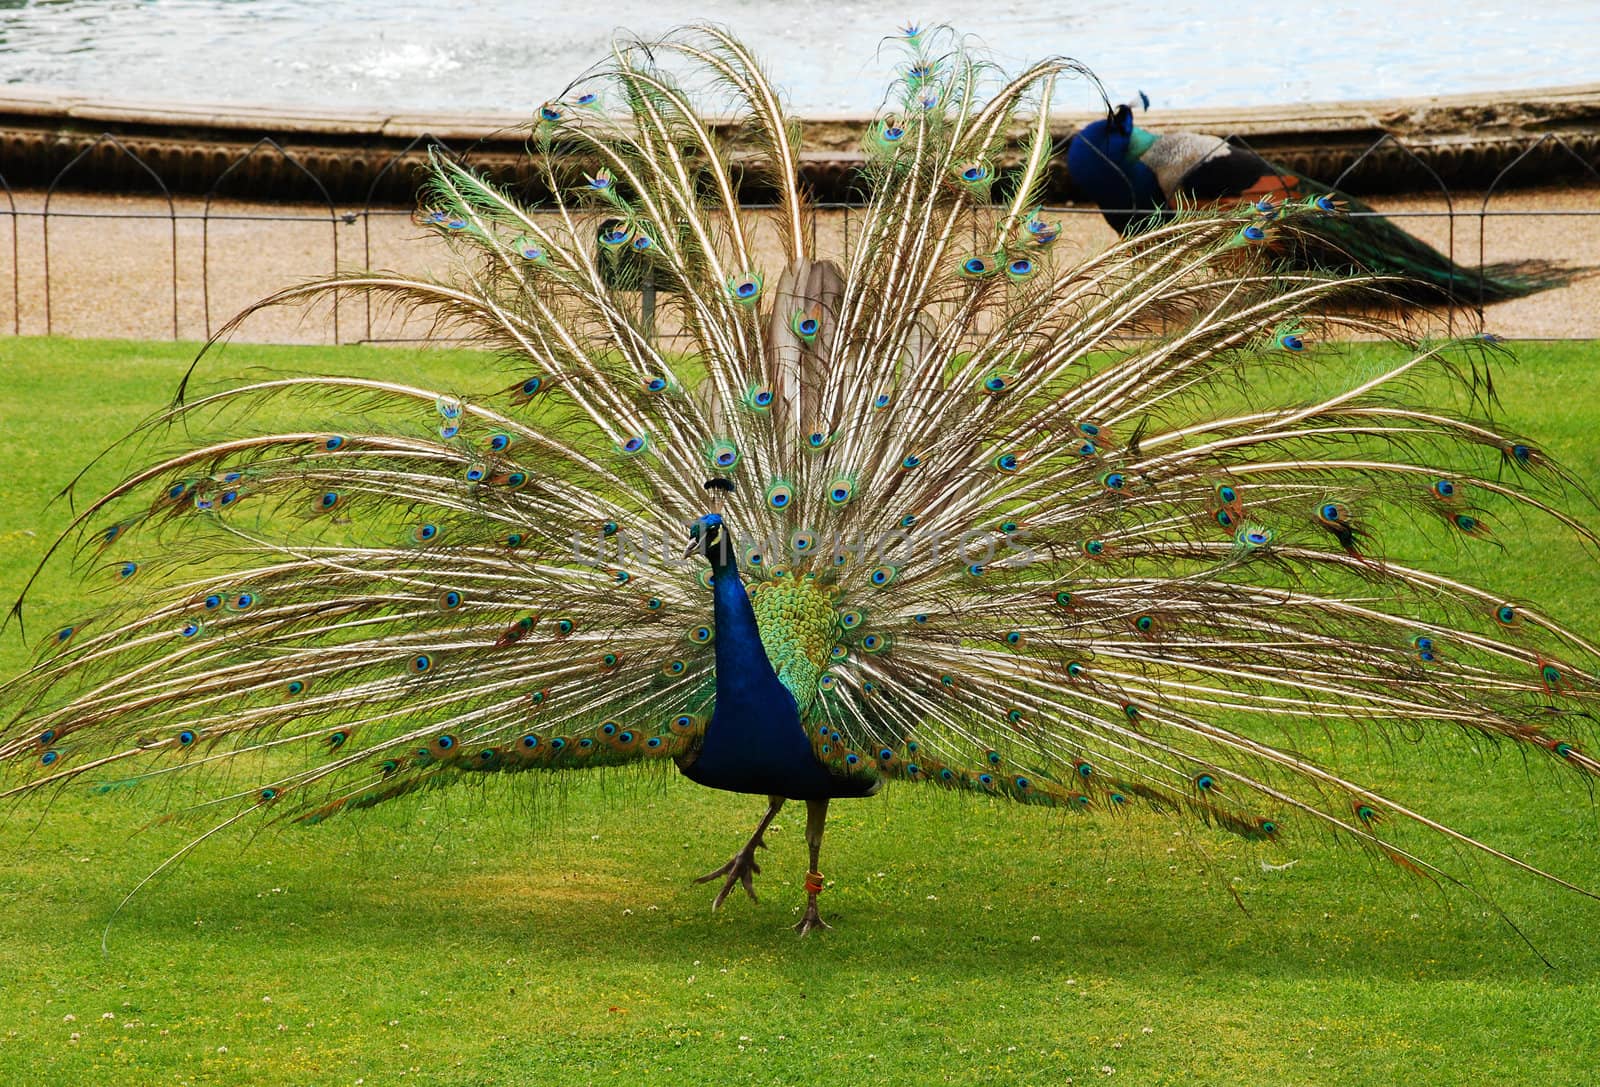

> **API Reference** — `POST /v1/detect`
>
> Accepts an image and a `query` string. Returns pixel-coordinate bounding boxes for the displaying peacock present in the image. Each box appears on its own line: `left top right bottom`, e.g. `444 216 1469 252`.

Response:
4 26 1599 938
1067 97 1573 304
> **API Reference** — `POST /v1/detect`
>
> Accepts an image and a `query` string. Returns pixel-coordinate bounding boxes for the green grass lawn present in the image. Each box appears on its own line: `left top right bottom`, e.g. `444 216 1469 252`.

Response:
2 336 1600 1086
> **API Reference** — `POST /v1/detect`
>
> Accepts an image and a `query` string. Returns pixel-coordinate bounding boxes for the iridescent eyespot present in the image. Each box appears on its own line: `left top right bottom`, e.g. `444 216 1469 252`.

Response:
960 256 992 277
983 373 1012 393
231 592 255 611
1240 224 1266 241
438 590 463 610
41 750 59 766
744 385 774 411
873 393 891 409
727 272 763 303
539 103 562 122
807 431 831 449
514 237 544 261
664 659 686 675
599 223 631 247
585 170 613 191
901 454 921 470
1083 540 1106 556
488 433 512 452
117 561 138 579
318 491 341 510
689 626 713 644
765 481 793 509
792 309 821 341
1006 258 1034 279
505 533 524 549
619 435 648 455
576 93 597 106
1432 479 1456 499
868 565 896 587
1004 631 1022 645
1279 333 1304 351
323 436 345 451
177 729 196 746
412 523 439 543
409 654 432 673
839 609 863 629
1216 484 1238 504
1055 592 1072 607
993 453 1018 472
706 440 740 469
1496 604 1520 626
180 622 202 637
519 376 543 396
286 680 306 696
956 161 991 184
790 530 816 553
966 563 985 576
632 234 653 251
645 377 668 393
827 479 854 506
1100 472 1125 490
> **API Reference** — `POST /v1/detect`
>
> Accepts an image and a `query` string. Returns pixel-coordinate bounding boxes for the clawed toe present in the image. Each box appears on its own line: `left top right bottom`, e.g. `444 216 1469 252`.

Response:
793 904 832 936
694 849 762 909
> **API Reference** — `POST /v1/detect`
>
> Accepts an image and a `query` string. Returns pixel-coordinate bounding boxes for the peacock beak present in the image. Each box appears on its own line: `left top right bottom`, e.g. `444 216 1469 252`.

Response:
683 537 702 559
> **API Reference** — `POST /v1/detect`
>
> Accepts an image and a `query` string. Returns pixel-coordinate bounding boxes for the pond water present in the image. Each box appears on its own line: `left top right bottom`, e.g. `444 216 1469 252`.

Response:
2 0 1596 115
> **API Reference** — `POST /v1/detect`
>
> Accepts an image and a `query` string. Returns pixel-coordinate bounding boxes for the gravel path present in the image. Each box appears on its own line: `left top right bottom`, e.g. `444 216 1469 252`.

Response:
2 185 1596 344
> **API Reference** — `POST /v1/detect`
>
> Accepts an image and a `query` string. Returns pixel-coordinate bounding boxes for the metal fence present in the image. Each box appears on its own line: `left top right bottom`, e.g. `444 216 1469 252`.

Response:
2 129 1597 344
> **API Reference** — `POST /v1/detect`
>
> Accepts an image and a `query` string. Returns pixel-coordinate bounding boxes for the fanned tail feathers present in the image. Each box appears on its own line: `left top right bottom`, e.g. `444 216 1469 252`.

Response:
3 27 1599 909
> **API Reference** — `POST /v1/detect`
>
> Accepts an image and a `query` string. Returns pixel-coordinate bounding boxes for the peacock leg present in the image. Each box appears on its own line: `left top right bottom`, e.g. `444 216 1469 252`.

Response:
793 797 832 936
695 794 785 909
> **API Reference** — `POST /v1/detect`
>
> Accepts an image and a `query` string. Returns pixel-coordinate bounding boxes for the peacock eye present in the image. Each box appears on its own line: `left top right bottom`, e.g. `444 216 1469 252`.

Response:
1006 258 1033 279
727 272 763 302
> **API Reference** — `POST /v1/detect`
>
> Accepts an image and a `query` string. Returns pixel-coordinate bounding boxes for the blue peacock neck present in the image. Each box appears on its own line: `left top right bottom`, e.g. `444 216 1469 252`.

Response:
677 520 843 799
707 550 790 716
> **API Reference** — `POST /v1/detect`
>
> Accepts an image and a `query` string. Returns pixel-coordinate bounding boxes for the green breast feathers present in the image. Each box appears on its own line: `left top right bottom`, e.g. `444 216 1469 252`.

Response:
747 575 839 713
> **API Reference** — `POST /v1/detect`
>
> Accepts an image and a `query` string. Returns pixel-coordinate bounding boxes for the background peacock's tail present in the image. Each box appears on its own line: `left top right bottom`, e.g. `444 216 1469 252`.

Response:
3 26 1599 901
1285 178 1575 305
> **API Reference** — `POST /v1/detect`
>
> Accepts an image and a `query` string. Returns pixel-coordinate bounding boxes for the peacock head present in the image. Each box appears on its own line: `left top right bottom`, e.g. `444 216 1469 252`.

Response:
1069 93 1155 174
685 478 737 567
685 514 735 567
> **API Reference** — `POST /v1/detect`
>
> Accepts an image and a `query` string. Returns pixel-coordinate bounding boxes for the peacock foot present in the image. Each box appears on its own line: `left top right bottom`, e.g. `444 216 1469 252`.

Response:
792 870 830 935
694 844 764 910
793 901 831 936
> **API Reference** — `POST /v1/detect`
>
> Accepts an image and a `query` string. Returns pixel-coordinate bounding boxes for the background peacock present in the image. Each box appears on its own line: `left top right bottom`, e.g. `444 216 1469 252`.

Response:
1067 98 1573 304
3 26 1599 937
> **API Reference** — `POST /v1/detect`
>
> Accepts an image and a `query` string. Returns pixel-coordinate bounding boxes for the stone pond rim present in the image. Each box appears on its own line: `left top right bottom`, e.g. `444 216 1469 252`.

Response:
2 82 1598 204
